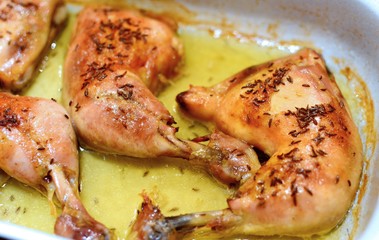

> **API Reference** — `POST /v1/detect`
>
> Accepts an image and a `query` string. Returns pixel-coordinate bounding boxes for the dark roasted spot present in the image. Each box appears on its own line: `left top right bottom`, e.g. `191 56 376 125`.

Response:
0 108 20 128
254 148 270 165
117 88 133 100
43 170 52 183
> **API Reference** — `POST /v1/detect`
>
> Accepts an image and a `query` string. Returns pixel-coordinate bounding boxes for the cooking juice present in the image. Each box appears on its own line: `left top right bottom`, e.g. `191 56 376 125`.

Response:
0 11 365 240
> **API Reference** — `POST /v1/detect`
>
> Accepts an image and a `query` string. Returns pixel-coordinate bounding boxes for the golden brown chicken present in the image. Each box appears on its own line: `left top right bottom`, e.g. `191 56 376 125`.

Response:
62 7 260 186
63 6 189 158
0 93 110 239
131 48 363 239
0 0 67 92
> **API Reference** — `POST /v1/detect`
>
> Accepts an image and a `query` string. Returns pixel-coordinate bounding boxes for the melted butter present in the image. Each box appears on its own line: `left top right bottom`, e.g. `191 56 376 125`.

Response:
0 12 369 240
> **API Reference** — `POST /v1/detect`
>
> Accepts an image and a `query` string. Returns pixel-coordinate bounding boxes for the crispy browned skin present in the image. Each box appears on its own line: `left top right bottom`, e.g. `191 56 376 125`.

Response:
0 0 67 92
132 49 363 238
0 93 110 239
63 7 189 158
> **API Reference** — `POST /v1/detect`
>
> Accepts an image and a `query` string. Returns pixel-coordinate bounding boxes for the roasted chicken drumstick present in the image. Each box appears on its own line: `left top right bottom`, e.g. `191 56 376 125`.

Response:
0 93 110 239
62 6 260 186
132 48 363 238
0 0 67 92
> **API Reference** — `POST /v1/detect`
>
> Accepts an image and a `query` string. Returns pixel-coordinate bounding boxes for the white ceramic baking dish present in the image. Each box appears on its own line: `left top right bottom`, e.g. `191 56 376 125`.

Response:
0 0 378 239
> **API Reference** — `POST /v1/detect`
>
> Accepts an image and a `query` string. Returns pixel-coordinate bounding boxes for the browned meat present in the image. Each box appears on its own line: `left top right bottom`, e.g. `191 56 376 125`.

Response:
63 7 189 158
0 92 110 239
63 6 259 188
132 48 363 238
0 0 67 92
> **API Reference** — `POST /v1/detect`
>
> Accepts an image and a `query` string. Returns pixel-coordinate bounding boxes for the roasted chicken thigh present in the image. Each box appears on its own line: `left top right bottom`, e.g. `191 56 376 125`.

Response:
132 48 363 238
0 93 110 239
63 7 188 158
0 0 67 92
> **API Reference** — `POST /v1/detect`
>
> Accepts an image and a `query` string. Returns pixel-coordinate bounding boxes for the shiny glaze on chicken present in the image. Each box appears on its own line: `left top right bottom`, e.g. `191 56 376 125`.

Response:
132 49 363 238
63 7 190 158
0 0 67 92
63 6 259 191
0 93 110 239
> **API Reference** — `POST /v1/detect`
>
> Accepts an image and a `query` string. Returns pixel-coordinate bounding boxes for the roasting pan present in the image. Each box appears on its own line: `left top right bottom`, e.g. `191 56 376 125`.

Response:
0 0 378 239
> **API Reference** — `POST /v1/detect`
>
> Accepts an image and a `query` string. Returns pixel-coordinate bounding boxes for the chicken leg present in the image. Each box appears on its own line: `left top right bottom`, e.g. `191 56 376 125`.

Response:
62 6 261 187
63 6 188 158
0 92 110 239
131 48 363 238
0 0 67 92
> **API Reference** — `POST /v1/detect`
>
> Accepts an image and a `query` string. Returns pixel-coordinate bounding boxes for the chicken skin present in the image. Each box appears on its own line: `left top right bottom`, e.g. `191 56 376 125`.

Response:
190 130 260 186
63 7 189 158
63 7 260 188
0 0 67 92
131 48 363 238
0 93 110 239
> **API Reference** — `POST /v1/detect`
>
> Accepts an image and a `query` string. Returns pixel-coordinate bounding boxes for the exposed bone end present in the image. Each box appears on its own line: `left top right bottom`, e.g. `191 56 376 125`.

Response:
54 207 112 240
187 131 260 187
129 194 178 240
130 193 245 239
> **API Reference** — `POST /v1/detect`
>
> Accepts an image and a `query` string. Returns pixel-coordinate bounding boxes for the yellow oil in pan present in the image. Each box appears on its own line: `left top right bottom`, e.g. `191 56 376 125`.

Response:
0 11 369 240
